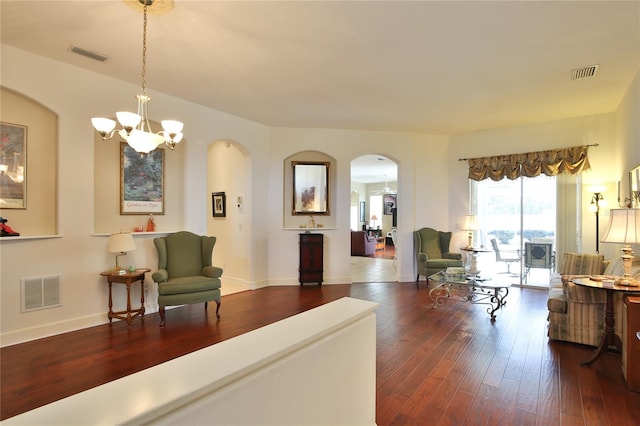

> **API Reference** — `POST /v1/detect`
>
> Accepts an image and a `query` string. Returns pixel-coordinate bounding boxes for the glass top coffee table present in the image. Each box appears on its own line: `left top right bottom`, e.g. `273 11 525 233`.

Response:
428 271 512 321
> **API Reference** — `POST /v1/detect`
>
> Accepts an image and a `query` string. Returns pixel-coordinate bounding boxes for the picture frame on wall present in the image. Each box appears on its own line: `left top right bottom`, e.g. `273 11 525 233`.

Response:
120 142 164 215
0 122 27 209
631 163 640 207
383 193 397 215
292 161 329 215
212 192 226 217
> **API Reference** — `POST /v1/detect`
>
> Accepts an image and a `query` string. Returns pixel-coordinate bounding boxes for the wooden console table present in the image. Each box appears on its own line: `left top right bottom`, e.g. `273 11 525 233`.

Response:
100 268 150 326
299 233 323 285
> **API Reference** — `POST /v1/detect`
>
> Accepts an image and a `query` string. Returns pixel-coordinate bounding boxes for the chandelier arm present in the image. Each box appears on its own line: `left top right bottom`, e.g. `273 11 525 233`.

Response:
100 129 118 141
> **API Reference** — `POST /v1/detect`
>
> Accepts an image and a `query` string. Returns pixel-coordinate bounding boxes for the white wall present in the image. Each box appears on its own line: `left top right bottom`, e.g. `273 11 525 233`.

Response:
0 45 270 345
267 127 423 286
616 72 640 181
1 43 637 346
448 109 637 261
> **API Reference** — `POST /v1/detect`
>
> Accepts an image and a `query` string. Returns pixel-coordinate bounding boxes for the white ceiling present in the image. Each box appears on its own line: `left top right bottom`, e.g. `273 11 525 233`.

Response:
1 0 639 182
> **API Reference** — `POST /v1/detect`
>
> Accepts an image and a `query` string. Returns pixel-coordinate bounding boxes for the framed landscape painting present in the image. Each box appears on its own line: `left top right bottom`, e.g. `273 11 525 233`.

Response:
120 143 164 215
0 122 27 209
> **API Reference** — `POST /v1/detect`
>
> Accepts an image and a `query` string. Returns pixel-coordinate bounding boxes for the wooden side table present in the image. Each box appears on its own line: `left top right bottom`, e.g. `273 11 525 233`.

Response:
100 268 151 326
572 278 640 366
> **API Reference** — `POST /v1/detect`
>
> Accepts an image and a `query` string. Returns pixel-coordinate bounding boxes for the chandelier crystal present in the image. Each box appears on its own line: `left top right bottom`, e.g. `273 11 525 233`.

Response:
91 0 183 153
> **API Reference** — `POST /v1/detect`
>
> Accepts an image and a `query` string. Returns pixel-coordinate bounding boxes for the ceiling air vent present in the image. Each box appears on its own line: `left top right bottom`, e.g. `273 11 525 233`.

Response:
69 46 108 62
571 64 599 81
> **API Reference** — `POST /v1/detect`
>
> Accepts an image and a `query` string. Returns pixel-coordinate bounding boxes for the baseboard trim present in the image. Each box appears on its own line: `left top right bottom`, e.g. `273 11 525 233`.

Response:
0 312 108 348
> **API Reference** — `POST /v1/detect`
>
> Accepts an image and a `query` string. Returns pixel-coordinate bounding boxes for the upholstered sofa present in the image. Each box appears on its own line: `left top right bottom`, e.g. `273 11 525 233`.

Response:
547 253 640 347
351 231 377 256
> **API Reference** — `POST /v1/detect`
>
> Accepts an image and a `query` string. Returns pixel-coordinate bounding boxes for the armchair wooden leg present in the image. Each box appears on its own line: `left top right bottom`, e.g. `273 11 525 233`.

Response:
159 306 165 327
204 301 221 318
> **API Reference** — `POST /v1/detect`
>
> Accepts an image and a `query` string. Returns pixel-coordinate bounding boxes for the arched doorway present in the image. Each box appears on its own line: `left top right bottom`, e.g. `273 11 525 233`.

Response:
350 155 398 283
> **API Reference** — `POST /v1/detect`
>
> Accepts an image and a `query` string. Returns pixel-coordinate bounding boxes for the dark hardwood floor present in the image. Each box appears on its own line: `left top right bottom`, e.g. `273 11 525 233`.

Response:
2 282 639 424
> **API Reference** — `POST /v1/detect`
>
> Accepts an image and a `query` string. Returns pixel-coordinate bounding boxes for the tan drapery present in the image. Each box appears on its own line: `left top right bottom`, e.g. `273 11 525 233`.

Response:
467 145 591 181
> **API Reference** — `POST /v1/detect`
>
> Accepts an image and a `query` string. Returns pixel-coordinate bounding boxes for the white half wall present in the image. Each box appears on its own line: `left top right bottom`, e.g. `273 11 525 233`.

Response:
4 297 379 426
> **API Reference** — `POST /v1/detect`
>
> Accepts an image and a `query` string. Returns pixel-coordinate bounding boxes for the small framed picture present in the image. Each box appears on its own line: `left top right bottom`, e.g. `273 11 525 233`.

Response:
212 192 226 218
383 193 397 215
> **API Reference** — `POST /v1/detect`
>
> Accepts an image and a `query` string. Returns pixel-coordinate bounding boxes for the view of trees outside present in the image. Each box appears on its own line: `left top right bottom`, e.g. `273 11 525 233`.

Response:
475 175 557 285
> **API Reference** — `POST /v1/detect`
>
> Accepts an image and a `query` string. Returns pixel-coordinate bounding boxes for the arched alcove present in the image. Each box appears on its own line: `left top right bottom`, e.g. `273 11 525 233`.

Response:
0 87 57 235
207 139 252 293
93 119 185 234
283 150 337 229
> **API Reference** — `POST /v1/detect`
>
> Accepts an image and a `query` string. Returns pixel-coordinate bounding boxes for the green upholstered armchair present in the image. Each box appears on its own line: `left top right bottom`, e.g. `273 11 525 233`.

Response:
414 227 462 284
152 231 223 326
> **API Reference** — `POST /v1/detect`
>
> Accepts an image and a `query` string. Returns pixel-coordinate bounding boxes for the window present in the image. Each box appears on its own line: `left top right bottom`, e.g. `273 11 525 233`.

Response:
475 175 557 286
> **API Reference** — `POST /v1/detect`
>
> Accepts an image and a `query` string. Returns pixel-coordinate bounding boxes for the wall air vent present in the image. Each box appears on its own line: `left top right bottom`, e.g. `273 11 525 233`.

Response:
21 274 62 312
69 46 108 62
571 64 599 81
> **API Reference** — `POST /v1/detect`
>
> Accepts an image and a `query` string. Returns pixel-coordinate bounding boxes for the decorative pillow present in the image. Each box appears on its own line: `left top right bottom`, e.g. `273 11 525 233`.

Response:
559 252 605 276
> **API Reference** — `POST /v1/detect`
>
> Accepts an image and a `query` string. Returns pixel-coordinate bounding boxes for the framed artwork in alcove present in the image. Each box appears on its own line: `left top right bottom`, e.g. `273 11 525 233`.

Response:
0 122 27 209
120 142 164 215
292 161 329 215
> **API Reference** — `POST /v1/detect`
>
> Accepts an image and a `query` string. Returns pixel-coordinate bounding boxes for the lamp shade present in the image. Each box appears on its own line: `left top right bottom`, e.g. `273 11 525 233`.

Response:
371 215 378 221
462 214 477 231
107 232 136 254
601 208 640 244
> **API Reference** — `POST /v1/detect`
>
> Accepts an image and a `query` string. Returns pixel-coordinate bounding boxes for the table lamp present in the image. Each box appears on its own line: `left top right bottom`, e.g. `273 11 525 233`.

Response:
601 208 640 286
462 214 477 249
107 232 136 272
371 215 378 229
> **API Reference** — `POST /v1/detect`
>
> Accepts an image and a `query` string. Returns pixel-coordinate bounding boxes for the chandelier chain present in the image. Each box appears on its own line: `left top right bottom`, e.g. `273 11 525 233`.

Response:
90 0 184 153
141 4 148 94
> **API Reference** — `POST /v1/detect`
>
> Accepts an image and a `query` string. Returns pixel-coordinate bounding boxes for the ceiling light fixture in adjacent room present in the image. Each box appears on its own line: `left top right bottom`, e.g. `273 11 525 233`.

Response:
91 0 183 154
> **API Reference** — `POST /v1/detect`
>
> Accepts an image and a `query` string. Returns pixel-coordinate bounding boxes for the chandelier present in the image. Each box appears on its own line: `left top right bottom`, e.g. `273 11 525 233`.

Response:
91 0 183 153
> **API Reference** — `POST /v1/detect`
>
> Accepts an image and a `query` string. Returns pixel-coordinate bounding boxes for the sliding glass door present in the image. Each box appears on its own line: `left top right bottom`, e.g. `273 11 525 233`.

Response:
474 175 557 287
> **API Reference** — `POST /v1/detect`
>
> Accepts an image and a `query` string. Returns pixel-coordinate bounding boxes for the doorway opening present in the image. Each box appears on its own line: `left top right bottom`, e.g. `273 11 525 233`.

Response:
350 155 397 283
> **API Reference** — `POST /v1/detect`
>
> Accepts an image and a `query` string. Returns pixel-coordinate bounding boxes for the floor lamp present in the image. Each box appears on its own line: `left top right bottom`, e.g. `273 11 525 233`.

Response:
588 186 606 253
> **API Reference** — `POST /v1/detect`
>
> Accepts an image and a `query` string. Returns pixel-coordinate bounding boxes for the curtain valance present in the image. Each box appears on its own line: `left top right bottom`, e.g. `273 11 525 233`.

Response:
467 145 592 181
